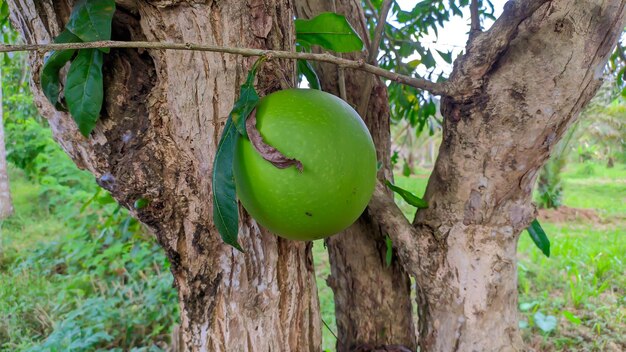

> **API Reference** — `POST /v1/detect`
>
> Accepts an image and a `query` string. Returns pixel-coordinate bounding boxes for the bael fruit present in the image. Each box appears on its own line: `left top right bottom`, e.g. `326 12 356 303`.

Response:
233 88 377 241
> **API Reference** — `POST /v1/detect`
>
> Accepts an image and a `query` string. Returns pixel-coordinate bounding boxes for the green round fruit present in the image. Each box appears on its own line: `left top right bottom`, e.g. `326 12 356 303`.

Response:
233 88 377 241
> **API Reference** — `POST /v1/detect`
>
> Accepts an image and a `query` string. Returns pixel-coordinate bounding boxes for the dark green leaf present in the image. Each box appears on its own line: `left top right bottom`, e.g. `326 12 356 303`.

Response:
297 60 321 90
0 1 9 22
66 0 115 53
40 30 81 110
385 180 428 209
402 161 411 177
212 118 243 251
65 49 104 136
295 13 364 53
230 57 265 137
385 235 393 267
421 50 436 68
134 198 149 210
527 219 550 257
436 49 453 64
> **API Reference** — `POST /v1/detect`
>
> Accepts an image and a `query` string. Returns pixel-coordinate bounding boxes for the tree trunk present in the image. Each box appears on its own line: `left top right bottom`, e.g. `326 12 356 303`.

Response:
412 1 626 350
0 64 13 220
295 1 415 351
7 1 321 350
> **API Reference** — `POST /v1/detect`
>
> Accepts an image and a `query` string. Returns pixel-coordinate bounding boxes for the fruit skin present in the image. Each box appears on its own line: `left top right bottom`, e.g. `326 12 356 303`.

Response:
233 88 377 241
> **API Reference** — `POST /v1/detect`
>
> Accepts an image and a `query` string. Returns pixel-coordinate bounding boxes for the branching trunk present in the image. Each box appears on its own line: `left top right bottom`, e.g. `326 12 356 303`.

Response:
295 1 415 350
0 65 13 220
411 1 626 350
7 1 320 350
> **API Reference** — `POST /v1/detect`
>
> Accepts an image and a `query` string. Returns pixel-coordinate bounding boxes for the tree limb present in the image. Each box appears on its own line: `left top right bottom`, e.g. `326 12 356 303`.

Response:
0 40 452 96
452 0 550 96
368 181 421 278
358 0 393 117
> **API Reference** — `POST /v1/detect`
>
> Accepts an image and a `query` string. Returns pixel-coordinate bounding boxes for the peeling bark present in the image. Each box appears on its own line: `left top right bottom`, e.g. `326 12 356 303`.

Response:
7 1 320 350
295 1 416 351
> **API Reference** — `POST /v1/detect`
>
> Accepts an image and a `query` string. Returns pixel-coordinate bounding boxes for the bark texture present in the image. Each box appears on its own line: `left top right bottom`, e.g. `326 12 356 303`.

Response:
295 1 416 351
0 65 13 219
7 1 321 351
409 1 626 351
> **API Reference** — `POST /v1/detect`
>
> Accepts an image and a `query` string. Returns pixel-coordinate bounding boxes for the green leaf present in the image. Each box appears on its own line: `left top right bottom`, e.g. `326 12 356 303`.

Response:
134 198 149 210
212 118 243 251
295 13 364 53
297 60 321 90
385 235 393 267
385 180 428 209
436 49 452 64
421 49 436 68
562 310 581 325
527 219 550 257
65 49 104 136
66 0 115 53
40 30 82 110
230 57 265 137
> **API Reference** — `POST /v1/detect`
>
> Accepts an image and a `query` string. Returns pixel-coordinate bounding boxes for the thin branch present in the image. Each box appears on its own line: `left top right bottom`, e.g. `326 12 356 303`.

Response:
367 0 392 65
470 0 481 35
331 0 348 101
358 0 394 117
0 40 452 96
368 181 421 278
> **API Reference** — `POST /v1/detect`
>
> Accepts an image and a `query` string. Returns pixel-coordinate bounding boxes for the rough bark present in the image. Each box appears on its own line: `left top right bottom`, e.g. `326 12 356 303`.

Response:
7 1 321 351
410 1 626 351
295 1 416 351
0 64 13 220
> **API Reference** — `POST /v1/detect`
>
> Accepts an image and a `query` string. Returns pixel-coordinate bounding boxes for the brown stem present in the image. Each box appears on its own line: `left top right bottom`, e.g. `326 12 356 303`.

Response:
358 0 393 117
0 40 452 96
470 0 482 36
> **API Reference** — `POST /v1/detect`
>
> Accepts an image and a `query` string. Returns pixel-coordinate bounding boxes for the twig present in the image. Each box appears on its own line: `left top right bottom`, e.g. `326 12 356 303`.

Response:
358 0 394 118
0 40 452 96
470 0 481 36
331 0 348 101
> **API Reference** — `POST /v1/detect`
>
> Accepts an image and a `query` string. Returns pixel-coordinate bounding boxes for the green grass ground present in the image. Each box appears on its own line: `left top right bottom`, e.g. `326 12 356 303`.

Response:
2 162 624 351
315 162 626 351
0 168 177 351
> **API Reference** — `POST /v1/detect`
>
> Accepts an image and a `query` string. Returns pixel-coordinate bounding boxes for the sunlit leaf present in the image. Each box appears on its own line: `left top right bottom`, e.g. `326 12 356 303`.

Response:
296 13 364 53
385 180 428 209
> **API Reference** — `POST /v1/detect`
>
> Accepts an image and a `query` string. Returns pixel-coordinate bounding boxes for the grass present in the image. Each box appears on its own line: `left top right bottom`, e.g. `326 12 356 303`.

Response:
0 167 178 351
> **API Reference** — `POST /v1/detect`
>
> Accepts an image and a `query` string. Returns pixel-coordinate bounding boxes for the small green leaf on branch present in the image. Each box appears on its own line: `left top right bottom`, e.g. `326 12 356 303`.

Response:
385 180 428 209
230 57 266 137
